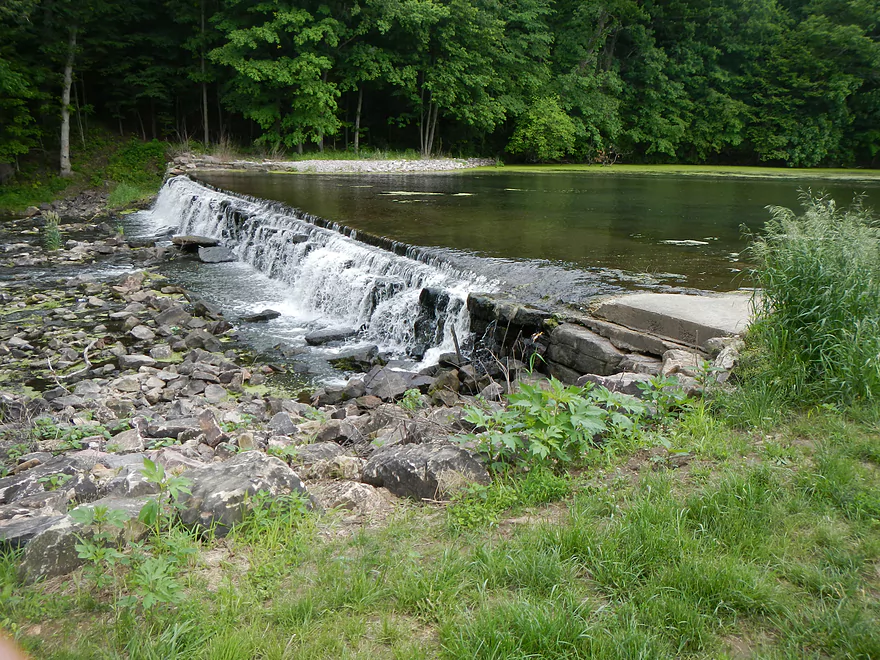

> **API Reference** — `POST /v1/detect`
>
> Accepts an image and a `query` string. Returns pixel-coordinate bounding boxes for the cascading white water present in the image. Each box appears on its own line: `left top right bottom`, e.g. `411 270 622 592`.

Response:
148 176 492 361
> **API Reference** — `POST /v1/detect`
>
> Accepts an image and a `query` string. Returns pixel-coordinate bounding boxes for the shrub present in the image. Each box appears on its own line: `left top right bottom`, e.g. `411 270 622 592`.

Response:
459 378 647 469
744 192 880 405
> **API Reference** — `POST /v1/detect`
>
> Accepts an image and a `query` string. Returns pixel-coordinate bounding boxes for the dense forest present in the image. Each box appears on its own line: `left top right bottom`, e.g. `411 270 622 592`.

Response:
1 0 879 172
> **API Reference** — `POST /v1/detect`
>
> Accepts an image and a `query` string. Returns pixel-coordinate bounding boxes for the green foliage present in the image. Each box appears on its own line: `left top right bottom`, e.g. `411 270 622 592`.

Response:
106 139 167 185
507 95 577 162
107 181 160 209
399 388 425 411
460 378 646 468
743 192 880 405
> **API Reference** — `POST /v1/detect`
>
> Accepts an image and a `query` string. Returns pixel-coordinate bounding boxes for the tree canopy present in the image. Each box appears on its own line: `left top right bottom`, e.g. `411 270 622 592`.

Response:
1 0 878 168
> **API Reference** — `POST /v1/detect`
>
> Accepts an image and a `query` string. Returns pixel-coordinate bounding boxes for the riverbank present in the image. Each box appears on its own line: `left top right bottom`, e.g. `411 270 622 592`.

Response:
474 163 880 182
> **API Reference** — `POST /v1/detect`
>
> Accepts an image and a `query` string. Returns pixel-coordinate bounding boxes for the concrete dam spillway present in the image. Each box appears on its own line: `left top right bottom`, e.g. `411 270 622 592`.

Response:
141 175 755 385
146 176 493 366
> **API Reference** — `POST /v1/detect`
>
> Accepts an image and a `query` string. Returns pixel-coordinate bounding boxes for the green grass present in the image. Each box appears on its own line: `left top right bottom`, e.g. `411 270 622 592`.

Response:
106 181 161 209
3 403 879 659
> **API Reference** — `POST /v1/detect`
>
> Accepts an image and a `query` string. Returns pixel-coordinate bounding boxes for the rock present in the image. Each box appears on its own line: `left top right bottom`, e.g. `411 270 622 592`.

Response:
172 235 221 250
293 442 348 465
0 455 95 505
204 384 228 403
112 375 141 393
362 367 429 402
240 309 281 322
712 345 740 384
177 451 312 536
0 515 66 551
304 326 358 346
147 417 199 440
314 420 360 445
268 412 298 436
24 206 41 218
155 305 191 327
308 481 388 515
618 353 663 375
661 349 705 378
119 354 157 370
197 409 228 448
545 324 625 380
430 369 460 394
576 372 654 398
479 382 505 401
362 443 490 501
328 345 379 372
18 497 150 583
311 387 346 407
129 325 156 342
343 378 367 400
73 381 102 399
184 329 222 352
104 466 161 498
301 455 363 480
107 428 144 453
236 432 256 451
198 246 236 263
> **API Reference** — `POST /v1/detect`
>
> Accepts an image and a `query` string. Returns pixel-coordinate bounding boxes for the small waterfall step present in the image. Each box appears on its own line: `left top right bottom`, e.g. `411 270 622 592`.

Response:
147 176 493 364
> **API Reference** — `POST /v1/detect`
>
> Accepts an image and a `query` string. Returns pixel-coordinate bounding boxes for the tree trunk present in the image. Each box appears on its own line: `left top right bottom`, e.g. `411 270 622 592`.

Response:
59 25 78 177
354 86 362 156
201 0 210 146
73 76 85 148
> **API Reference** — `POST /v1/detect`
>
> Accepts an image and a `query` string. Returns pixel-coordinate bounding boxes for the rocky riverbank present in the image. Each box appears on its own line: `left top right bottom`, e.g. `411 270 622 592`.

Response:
0 212 505 582
0 192 743 586
167 153 496 176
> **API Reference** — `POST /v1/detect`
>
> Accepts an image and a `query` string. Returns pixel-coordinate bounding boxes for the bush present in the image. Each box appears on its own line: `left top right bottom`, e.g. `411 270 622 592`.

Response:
106 139 167 185
744 192 880 405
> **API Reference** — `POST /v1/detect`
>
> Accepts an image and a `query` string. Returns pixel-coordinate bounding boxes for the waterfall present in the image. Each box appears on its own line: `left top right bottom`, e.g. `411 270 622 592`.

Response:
148 176 492 361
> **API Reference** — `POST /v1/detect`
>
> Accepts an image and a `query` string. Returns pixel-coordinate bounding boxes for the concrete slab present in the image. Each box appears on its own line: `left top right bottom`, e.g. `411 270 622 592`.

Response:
593 292 755 348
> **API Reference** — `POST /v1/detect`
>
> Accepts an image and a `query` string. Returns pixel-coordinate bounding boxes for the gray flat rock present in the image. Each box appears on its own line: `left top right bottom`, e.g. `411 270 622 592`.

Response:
593 292 754 348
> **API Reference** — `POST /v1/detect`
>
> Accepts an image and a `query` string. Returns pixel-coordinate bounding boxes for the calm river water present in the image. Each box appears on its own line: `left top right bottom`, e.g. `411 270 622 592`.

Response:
197 170 880 295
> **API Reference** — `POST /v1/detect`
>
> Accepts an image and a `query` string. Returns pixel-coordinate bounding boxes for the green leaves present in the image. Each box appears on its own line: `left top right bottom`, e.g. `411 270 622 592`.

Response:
459 377 648 469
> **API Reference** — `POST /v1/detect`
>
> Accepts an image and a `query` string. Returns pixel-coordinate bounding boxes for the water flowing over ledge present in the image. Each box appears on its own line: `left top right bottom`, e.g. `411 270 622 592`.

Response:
147 176 496 363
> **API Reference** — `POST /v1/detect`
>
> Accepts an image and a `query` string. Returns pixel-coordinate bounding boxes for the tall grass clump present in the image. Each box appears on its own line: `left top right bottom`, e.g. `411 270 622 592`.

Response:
743 191 880 406
42 210 62 251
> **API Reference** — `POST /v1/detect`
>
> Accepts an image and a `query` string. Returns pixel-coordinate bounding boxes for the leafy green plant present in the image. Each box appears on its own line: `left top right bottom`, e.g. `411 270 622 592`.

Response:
459 378 646 469
744 192 880 405
137 458 192 537
399 388 425 411
42 210 62 251
636 375 693 424
70 504 130 591
6 443 30 462
37 473 73 491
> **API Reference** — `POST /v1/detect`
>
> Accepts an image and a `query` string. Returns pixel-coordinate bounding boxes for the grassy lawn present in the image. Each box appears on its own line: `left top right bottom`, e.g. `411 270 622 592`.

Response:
3 399 879 659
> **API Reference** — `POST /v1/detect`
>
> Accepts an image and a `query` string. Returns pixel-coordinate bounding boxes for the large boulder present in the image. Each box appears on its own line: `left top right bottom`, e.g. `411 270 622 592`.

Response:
18 497 150 584
362 443 490 501
177 451 312 536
